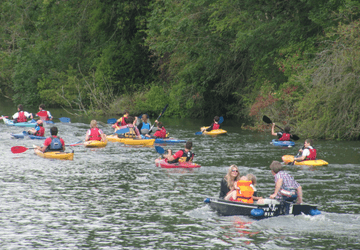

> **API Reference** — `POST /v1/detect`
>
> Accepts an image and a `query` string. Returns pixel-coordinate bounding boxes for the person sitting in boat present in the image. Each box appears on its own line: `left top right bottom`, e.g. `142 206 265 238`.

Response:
230 175 255 203
294 139 316 162
246 173 264 203
219 165 241 200
36 126 65 152
271 123 291 141
113 110 138 132
269 161 303 204
28 120 45 137
163 141 194 164
137 114 152 136
201 116 221 133
145 121 167 138
36 104 53 121
85 120 107 142
12 104 33 123
116 116 141 139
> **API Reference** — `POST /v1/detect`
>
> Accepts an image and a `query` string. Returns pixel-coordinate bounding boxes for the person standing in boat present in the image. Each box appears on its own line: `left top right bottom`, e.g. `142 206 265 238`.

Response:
85 120 107 142
12 104 33 123
294 139 317 162
36 104 53 121
35 126 65 152
271 123 291 141
269 161 303 204
163 141 194 164
219 165 241 200
201 116 221 133
137 114 152 136
28 120 45 137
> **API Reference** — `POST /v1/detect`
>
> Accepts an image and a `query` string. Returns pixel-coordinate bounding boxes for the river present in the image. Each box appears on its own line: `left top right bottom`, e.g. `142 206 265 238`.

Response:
1 99 360 249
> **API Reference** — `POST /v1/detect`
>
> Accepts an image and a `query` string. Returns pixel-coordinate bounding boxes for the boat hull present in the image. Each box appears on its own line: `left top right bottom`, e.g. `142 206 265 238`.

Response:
205 198 320 218
271 139 295 147
84 140 108 148
34 149 74 160
107 135 155 146
282 155 329 166
3 117 36 127
200 127 227 135
154 138 186 144
155 158 201 169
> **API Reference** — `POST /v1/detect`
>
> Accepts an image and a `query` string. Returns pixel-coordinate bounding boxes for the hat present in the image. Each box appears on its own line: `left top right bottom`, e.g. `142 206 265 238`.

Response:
37 120 43 125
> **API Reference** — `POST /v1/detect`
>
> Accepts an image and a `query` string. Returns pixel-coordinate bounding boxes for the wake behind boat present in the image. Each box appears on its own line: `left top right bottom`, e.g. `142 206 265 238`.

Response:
204 198 320 219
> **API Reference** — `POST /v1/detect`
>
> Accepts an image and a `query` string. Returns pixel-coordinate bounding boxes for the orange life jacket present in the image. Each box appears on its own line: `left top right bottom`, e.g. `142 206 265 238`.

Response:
236 180 254 203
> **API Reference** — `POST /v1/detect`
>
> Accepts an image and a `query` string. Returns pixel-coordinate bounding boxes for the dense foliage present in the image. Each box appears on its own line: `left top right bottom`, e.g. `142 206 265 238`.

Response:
1 0 360 139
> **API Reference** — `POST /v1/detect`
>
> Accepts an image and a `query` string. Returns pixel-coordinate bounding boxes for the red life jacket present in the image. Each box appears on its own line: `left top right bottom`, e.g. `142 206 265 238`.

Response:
17 111 27 122
37 110 49 120
305 147 317 160
154 127 167 138
212 123 220 130
279 133 291 141
120 116 127 126
89 128 102 141
35 126 45 137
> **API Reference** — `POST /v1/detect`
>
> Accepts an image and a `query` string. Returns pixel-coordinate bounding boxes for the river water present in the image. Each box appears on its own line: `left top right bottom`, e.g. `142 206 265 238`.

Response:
1 100 360 249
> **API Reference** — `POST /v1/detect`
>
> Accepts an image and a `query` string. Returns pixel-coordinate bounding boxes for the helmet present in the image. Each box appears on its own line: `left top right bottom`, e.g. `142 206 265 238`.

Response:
37 120 43 125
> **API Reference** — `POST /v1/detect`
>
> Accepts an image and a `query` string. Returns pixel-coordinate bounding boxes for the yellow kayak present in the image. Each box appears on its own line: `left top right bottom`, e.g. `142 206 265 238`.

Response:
200 127 227 135
84 140 108 148
34 149 74 160
107 135 155 146
282 155 329 166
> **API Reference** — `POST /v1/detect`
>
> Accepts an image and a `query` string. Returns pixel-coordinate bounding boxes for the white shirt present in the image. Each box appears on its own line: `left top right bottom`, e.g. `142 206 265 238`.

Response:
12 111 32 119
302 146 314 158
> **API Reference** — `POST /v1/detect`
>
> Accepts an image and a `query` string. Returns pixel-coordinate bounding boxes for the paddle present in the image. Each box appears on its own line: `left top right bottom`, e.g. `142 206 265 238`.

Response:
155 145 165 154
107 118 117 124
11 141 83 154
115 127 130 135
262 115 300 141
58 117 71 123
0 116 9 120
149 104 169 132
195 116 224 135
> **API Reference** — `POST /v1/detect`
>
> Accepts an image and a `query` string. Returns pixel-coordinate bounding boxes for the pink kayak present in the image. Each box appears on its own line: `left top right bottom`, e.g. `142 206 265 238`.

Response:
155 158 201 169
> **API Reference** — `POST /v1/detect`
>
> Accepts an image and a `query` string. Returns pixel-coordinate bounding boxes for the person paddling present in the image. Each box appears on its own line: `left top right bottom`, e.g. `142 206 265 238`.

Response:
36 104 53 121
271 123 292 141
28 120 45 137
35 126 65 152
294 139 317 162
85 120 106 142
201 116 221 133
163 141 194 164
137 114 152 136
12 104 33 123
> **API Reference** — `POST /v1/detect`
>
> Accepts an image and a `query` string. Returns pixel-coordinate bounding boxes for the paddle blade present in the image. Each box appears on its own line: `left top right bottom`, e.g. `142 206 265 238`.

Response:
107 118 117 124
67 141 83 146
0 116 9 120
263 115 272 124
11 146 29 154
115 127 130 134
155 146 165 154
291 134 300 141
59 117 71 123
160 104 169 117
219 116 224 124
195 131 203 135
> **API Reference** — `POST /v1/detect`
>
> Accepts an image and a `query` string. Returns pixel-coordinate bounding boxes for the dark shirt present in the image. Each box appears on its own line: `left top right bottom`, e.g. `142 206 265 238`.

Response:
219 178 230 199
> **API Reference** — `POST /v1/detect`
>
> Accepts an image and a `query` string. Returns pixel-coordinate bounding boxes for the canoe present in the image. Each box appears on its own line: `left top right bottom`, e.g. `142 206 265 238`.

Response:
34 149 74 160
84 140 108 148
107 135 155 146
11 132 46 140
154 138 186 144
271 139 295 147
204 198 320 218
282 155 329 166
200 127 227 135
2 116 36 128
155 158 201 169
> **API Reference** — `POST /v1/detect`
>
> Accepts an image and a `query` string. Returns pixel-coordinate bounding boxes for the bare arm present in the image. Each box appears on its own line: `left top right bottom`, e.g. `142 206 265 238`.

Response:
296 186 303 204
271 123 277 136
270 178 283 199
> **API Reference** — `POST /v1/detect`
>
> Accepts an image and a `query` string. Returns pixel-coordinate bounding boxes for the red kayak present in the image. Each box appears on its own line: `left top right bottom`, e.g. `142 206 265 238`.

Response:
155 158 201 169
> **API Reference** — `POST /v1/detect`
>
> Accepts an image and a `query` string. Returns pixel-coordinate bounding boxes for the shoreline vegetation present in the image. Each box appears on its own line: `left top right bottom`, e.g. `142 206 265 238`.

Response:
1 1 359 140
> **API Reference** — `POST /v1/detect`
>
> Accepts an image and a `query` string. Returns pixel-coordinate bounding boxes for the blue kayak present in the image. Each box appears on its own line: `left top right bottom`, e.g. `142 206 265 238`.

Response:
11 131 46 140
155 138 186 144
2 116 36 127
271 139 295 147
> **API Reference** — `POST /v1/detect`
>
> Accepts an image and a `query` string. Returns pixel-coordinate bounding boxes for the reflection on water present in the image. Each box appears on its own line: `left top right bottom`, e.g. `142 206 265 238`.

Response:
0 103 360 249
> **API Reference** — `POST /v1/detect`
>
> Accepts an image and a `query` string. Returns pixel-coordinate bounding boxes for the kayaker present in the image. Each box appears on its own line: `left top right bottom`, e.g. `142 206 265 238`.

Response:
294 139 317 162
219 165 241 200
201 116 221 132
36 104 53 121
269 161 303 204
113 110 130 131
85 120 107 142
271 123 291 141
12 104 33 123
35 126 65 152
145 120 167 138
163 141 194 164
137 114 152 135
28 120 45 137
116 116 141 138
